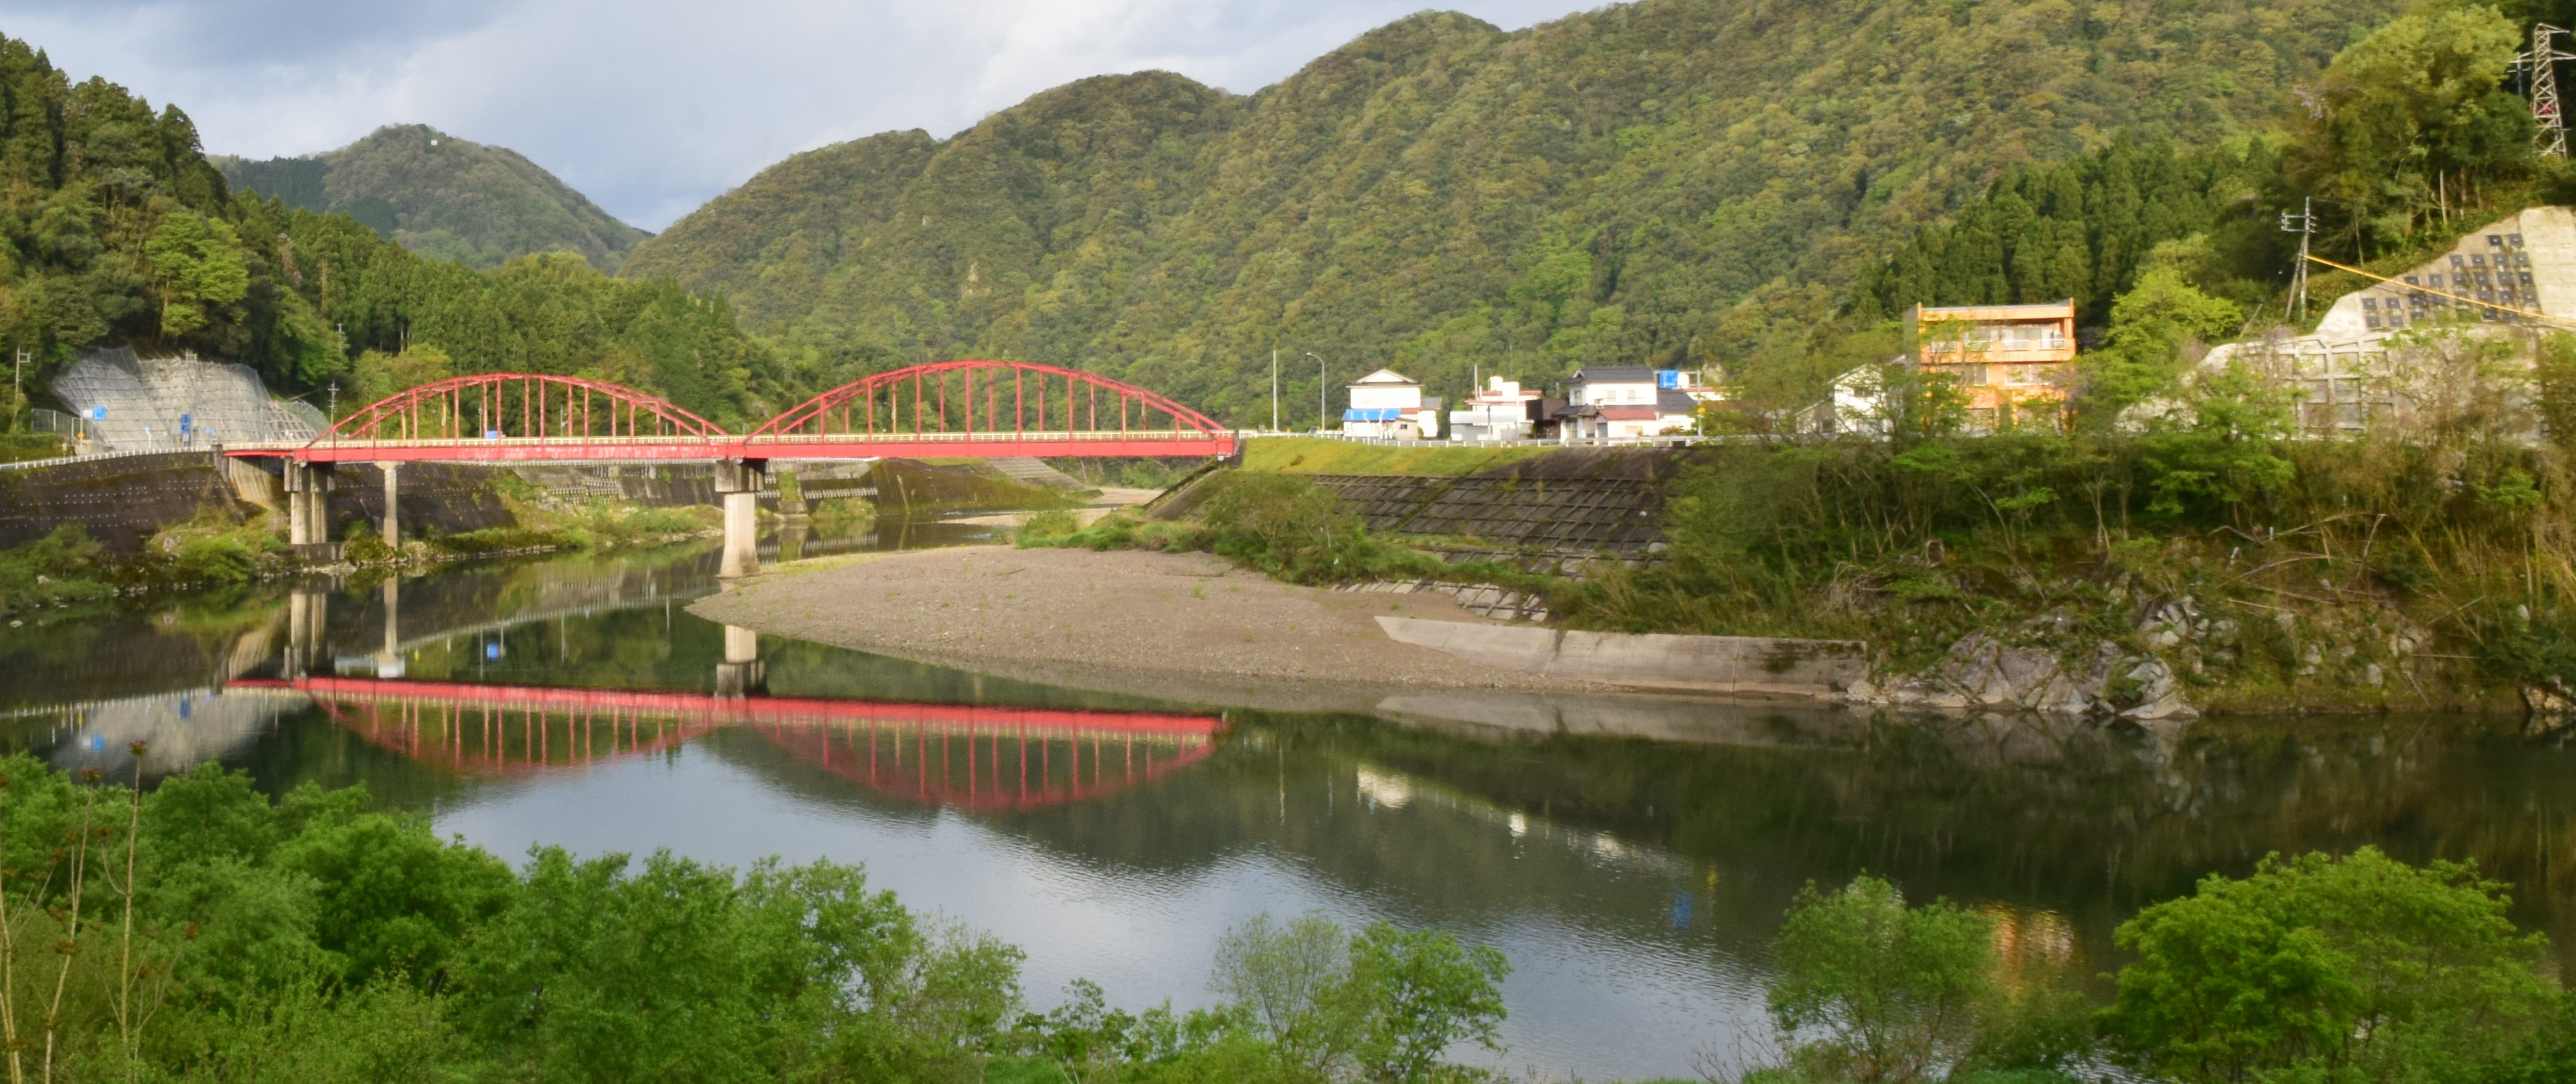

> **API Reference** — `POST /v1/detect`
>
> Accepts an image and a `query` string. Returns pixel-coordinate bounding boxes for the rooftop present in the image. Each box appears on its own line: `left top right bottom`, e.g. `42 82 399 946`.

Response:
1348 368 1419 386
1915 300 2077 320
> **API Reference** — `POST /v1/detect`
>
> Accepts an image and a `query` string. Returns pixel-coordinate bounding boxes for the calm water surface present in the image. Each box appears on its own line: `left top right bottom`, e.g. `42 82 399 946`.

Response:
0 525 2569 1081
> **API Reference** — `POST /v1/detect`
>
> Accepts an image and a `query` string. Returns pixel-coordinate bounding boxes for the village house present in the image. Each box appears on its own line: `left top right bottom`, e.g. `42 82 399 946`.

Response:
1343 368 1441 439
1556 366 1697 439
1448 375 1545 441
1915 299 2077 428
1798 299 2077 434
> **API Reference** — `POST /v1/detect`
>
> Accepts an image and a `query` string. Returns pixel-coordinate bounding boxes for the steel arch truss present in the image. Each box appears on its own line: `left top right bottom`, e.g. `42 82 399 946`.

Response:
301 373 730 462
741 360 1235 459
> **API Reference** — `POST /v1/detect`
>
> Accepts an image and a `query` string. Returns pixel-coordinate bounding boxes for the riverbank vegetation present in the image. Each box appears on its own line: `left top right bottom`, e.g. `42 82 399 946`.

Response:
1742 851 2571 1084
0 755 2554 1083
0 513 296 619
1017 473 1549 598
1556 328 2576 712
0 756 1518 1083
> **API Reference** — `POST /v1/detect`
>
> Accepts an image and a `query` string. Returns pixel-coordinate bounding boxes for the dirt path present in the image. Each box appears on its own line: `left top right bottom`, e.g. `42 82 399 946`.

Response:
687 546 1590 709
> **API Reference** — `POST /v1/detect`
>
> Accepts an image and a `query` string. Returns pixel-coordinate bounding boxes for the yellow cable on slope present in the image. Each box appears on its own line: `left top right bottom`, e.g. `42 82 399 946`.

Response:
2302 252 2576 332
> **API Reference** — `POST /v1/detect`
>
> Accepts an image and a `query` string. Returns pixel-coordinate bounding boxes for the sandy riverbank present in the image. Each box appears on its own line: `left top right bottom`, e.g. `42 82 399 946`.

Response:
686 546 1605 711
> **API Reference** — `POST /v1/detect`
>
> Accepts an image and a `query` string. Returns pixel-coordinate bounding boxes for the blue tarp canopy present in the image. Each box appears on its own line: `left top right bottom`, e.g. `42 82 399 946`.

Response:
1343 408 1406 421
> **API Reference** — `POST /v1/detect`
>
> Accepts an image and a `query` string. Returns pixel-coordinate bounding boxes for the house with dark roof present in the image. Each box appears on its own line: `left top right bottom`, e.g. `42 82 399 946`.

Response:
1557 366 1697 439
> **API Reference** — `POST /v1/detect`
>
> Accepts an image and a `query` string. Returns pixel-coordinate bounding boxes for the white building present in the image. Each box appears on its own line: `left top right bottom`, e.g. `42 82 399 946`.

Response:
1449 376 1543 441
1557 366 1697 439
1343 368 1439 439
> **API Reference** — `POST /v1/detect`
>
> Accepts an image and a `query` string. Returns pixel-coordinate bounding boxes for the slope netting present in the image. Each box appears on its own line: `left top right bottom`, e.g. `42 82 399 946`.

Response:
49 348 321 452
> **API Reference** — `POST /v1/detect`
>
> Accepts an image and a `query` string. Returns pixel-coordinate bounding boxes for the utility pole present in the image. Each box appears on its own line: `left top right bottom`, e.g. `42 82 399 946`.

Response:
2518 24 2576 157
10 348 24 426
1271 348 1278 432
1305 352 1324 433
2281 197 2315 323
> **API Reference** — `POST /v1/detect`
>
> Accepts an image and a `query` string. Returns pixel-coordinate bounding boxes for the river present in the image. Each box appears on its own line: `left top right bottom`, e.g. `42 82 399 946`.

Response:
0 528 2569 1082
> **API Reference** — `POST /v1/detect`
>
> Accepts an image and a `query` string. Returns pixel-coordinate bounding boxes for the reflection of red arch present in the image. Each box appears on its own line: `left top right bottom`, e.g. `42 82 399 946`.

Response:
755 720 1214 813
230 677 1223 811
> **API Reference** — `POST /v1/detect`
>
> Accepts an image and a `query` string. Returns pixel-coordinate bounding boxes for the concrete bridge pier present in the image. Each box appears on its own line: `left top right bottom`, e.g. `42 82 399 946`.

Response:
715 624 765 698
715 459 767 579
376 462 402 549
283 462 340 561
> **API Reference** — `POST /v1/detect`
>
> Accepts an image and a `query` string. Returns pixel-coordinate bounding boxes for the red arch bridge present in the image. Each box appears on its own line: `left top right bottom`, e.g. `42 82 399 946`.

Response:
228 676 1225 813
217 363 1239 575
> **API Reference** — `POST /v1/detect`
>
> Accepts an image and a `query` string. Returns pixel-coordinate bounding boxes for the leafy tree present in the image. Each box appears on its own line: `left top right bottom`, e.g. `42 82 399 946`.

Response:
452 847 1022 1083
2285 0 2531 256
1764 875 1994 1084
2138 362 2298 519
142 210 251 337
1340 924 1510 1084
2101 847 2557 1084
2075 267 2244 425
1207 913 1510 1084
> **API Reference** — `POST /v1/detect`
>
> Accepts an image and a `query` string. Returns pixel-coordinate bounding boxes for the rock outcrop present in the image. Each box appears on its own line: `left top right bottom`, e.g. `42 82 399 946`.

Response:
1848 633 2200 721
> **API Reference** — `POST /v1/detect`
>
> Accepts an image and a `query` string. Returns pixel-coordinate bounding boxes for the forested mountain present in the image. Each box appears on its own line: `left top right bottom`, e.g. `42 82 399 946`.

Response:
623 0 2408 424
219 125 652 272
0 42 780 429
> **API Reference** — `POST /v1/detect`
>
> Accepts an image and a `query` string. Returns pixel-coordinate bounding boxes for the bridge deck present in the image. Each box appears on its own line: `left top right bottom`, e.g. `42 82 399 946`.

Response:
222 431 1237 463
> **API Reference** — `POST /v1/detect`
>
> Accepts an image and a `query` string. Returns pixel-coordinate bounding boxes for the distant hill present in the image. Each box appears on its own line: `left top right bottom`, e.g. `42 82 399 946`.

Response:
621 0 2406 424
220 125 650 271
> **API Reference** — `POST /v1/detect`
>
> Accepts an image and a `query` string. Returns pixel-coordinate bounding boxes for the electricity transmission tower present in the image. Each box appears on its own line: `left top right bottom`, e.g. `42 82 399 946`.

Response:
2281 197 2315 323
2517 24 2576 157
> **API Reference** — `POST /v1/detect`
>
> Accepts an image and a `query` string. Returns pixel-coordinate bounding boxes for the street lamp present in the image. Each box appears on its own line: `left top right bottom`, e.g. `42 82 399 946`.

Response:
1304 351 1324 433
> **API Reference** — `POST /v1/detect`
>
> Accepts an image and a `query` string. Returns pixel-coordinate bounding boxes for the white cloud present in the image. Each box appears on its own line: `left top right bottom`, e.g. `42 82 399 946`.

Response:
0 0 1586 230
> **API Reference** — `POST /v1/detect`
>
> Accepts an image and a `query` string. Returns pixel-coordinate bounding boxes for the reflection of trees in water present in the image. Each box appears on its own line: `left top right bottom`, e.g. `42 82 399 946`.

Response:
1321 710 2576 974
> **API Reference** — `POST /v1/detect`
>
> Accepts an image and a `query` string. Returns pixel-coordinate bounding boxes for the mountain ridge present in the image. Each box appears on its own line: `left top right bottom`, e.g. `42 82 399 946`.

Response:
621 0 2407 424
220 124 652 272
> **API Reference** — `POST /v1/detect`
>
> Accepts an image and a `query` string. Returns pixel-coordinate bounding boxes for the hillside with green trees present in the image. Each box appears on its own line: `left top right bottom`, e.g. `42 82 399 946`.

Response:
622 0 2409 425
218 124 652 272
0 42 785 433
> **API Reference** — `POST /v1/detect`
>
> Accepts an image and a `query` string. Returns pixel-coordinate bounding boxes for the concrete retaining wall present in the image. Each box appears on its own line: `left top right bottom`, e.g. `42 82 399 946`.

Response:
1377 616 1865 698
0 452 247 551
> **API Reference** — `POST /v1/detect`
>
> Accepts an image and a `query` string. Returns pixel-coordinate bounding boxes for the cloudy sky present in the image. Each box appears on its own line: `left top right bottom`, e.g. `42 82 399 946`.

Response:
0 0 1588 231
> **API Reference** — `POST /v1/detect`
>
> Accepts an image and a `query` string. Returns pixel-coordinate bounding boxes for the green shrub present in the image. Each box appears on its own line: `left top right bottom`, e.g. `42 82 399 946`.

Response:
0 523 114 613
341 522 394 564
2100 847 2556 1084
1015 508 1080 545
175 534 261 583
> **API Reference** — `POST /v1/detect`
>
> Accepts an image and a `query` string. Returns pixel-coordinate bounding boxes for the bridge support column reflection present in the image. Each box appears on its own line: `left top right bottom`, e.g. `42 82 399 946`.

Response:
715 459 766 579
715 624 765 698
284 585 328 679
377 577 403 679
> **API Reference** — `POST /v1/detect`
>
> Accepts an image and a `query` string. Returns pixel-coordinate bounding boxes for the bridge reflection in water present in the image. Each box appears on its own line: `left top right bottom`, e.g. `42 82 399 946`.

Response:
225 674 1225 812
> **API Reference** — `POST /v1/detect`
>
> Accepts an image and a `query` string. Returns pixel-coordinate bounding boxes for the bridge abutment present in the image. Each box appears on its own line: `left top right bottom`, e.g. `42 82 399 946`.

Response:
715 459 766 579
